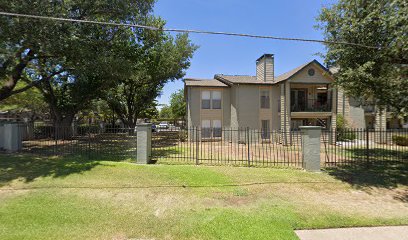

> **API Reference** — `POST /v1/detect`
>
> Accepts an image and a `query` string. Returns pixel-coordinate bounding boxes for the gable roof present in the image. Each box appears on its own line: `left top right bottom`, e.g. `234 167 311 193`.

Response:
274 59 332 83
184 59 332 87
184 78 228 87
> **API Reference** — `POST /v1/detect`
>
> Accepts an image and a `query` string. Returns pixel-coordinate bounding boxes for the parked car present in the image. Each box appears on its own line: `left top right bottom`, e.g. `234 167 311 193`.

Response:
158 122 169 129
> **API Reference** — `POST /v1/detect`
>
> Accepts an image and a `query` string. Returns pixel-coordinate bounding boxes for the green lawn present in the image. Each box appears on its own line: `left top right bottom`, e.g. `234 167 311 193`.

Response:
0 154 407 240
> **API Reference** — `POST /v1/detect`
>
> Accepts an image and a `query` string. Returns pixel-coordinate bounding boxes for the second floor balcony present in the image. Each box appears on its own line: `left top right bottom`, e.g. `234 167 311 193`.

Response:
290 97 332 112
290 86 332 112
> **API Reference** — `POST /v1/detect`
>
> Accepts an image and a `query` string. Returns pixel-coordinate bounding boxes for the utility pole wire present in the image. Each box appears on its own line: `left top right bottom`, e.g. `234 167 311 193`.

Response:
0 11 379 49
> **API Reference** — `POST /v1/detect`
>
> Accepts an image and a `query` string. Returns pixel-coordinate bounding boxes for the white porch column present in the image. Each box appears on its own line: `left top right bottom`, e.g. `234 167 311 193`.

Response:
330 87 337 144
280 82 291 145
374 108 387 143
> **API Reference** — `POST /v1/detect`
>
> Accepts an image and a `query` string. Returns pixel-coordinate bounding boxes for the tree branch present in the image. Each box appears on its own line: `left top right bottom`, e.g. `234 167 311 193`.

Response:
10 69 68 95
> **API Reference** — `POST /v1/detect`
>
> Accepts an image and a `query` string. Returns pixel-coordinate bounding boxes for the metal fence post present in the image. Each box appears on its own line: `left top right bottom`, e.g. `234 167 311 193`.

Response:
88 121 91 160
195 127 199 165
247 127 251 167
54 125 57 155
366 128 370 168
0 123 4 150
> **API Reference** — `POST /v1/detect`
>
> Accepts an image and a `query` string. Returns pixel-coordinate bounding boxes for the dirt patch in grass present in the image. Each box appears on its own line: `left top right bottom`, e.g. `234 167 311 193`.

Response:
261 184 408 219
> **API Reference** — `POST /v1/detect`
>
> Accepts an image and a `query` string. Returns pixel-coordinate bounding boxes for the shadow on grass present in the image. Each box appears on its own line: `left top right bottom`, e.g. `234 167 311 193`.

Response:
325 148 408 188
0 154 101 186
22 136 137 162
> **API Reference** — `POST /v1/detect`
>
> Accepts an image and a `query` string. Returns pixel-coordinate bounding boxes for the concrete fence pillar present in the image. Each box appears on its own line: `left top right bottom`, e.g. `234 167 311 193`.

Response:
3 123 22 152
136 123 152 164
300 126 321 172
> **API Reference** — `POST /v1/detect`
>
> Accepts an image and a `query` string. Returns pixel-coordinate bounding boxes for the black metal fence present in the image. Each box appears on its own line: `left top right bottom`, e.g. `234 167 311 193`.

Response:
322 128 408 166
3 122 406 169
14 123 137 161
152 127 302 168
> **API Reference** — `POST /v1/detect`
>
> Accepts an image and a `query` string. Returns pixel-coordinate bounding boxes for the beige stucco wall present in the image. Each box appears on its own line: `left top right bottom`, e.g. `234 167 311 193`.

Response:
348 97 366 128
289 63 332 84
187 87 201 128
271 85 281 130
235 85 260 129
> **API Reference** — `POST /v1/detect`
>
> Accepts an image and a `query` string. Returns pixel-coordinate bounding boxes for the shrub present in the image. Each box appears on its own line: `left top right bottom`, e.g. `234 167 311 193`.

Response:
336 130 357 141
77 125 100 135
392 135 408 146
34 125 54 138
335 114 357 141
178 131 188 142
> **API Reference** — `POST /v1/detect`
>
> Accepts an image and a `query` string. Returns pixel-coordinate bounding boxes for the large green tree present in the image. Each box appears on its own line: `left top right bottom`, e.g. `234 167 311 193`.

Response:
169 89 186 119
105 29 196 128
0 0 155 130
317 0 408 115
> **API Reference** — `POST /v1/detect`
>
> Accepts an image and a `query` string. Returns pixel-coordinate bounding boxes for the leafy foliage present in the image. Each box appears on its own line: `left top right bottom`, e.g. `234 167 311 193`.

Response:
336 114 356 141
0 82 48 118
105 31 196 128
0 0 155 127
317 0 408 116
169 89 186 119
159 105 172 119
392 135 408 146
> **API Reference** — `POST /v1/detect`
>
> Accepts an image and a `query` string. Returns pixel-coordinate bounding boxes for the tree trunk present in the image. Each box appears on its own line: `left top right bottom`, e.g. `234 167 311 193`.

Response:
53 114 75 140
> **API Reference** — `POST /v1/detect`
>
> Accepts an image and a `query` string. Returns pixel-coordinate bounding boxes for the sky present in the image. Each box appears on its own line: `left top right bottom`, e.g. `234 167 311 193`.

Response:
153 0 337 107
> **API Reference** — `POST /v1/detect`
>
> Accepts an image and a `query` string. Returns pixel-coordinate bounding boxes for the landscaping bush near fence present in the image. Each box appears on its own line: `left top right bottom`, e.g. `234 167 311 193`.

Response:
392 135 408 146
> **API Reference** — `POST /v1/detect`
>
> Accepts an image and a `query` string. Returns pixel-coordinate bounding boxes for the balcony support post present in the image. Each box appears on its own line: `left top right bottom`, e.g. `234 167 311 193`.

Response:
329 87 337 144
280 82 291 145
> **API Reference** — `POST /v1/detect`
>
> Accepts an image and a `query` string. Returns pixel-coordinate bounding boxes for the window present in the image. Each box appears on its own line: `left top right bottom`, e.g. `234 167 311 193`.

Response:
201 120 222 138
261 120 270 139
212 91 222 109
260 90 270 109
201 120 211 138
201 90 222 109
201 91 211 109
213 120 222 137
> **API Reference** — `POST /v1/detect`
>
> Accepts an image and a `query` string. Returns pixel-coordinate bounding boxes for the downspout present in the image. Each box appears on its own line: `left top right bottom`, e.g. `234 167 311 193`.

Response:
284 83 287 131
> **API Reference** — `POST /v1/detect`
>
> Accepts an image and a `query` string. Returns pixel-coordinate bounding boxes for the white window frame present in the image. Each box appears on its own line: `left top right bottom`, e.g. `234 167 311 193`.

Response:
201 91 211 109
201 119 222 139
201 90 222 109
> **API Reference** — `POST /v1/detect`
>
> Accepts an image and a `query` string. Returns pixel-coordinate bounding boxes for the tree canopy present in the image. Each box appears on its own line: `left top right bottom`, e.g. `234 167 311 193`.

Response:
104 30 196 128
0 0 196 130
169 89 186 119
317 0 408 115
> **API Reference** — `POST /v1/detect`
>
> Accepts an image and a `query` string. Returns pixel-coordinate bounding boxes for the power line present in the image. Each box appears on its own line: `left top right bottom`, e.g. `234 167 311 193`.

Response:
0 11 379 49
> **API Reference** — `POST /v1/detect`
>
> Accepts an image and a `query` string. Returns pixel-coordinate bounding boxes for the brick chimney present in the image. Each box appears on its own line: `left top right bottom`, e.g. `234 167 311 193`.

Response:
256 54 274 82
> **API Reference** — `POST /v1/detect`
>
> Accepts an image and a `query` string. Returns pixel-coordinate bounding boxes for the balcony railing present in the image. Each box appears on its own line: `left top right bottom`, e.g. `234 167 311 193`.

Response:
291 98 332 112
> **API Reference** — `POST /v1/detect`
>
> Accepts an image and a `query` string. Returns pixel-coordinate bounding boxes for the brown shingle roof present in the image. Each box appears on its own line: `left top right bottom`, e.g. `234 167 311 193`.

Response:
184 78 228 87
215 75 274 85
186 60 331 87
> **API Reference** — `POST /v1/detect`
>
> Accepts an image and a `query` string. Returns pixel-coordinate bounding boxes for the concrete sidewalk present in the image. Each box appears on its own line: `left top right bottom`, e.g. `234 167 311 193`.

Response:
295 226 408 240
